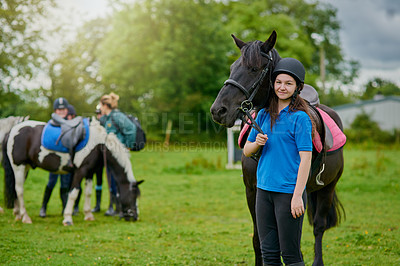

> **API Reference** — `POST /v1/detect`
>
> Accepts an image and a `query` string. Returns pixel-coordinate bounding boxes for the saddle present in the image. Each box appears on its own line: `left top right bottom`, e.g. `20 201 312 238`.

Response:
300 84 334 151
49 113 86 152
300 85 346 188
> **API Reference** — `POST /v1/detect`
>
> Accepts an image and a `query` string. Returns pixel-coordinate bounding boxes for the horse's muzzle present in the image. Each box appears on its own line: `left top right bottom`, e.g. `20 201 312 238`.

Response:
122 209 138 221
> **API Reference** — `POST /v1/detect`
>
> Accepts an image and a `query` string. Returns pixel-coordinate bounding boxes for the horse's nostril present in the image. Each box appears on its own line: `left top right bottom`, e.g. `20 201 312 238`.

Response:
218 107 227 116
211 106 227 117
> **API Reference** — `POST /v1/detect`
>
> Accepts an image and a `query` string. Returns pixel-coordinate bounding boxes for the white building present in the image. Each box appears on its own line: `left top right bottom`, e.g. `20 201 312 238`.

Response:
334 96 400 131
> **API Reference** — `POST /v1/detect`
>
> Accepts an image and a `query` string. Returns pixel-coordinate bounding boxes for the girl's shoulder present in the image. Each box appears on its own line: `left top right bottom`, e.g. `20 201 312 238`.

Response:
291 109 311 123
256 108 269 121
258 108 269 117
111 109 126 119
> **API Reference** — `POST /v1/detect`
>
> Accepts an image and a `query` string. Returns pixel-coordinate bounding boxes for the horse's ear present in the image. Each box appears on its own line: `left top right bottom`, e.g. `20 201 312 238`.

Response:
136 180 144 186
261 30 277 53
231 34 246 49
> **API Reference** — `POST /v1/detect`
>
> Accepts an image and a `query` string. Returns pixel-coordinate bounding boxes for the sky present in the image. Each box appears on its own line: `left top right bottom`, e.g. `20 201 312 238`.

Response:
57 0 400 91
322 0 400 89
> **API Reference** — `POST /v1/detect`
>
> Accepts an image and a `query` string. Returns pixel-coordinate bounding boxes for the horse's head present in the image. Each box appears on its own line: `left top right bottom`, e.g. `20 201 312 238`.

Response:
118 180 144 221
210 31 280 127
104 133 144 221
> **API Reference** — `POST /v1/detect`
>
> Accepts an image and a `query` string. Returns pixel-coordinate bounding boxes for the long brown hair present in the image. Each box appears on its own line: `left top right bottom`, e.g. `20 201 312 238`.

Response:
267 83 315 138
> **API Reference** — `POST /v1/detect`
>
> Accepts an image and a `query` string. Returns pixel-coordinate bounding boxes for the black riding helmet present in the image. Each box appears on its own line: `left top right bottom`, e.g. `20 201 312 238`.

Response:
53 97 69 110
272 57 305 85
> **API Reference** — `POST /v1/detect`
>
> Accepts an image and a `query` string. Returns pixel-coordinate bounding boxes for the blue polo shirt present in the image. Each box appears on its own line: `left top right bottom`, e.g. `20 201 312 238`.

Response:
248 107 312 193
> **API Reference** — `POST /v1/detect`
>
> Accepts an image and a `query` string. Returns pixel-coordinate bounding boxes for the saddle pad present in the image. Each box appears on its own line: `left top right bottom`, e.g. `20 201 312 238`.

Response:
41 118 90 153
238 112 256 149
313 108 346 153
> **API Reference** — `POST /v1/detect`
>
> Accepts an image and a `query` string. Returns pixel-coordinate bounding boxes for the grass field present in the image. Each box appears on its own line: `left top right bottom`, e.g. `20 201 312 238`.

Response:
0 145 399 265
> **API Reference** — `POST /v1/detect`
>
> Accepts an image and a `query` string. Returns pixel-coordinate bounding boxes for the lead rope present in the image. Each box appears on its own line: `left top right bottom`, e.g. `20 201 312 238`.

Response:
239 107 264 161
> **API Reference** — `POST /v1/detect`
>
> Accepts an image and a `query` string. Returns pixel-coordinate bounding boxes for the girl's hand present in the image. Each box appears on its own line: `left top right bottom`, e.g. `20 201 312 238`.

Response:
291 195 304 219
255 133 268 146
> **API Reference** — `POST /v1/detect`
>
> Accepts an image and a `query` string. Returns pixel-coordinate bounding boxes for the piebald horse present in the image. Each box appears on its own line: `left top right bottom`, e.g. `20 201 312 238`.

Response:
2 118 143 225
0 116 29 214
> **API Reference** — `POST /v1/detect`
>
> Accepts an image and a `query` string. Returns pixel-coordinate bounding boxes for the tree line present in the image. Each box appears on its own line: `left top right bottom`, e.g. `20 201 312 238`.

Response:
1 0 399 141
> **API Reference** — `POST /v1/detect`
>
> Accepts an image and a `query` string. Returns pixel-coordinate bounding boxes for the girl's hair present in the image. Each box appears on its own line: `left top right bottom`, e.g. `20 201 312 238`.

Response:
267 82 315 138
100 92 119 109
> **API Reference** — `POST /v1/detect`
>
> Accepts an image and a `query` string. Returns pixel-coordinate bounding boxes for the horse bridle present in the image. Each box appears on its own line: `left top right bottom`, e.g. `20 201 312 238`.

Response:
223 51 274 134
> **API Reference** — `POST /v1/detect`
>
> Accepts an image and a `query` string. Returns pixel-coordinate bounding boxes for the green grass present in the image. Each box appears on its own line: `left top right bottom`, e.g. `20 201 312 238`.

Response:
0 145 399 265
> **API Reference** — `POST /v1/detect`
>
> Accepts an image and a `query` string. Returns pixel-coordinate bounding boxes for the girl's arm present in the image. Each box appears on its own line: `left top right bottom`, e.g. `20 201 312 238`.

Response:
291 150 312 218
243 133 268 157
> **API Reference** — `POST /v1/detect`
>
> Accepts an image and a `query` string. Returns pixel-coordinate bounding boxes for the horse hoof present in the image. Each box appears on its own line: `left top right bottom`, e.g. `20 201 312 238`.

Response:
15 216 22 221
63 221 73 226
22 216 33 224
84 216 95 221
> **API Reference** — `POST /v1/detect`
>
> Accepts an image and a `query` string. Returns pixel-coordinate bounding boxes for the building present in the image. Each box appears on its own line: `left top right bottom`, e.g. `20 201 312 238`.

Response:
333 95 400 131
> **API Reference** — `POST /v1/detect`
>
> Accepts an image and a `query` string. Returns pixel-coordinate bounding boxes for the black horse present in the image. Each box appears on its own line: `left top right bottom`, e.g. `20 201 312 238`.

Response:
210 31 344 266
2 118 143 226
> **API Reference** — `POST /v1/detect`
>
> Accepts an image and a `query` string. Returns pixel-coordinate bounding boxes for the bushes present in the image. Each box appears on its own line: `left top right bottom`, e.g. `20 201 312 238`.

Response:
344 111 399 144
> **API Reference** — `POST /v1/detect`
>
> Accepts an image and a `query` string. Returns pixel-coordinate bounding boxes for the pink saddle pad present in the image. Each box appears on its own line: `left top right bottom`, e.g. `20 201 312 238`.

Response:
313 108 346 153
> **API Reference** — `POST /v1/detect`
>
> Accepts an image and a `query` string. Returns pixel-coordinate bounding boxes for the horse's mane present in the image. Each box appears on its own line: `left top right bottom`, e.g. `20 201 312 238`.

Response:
241 41 264 68
105 133 135 182
241 40 280 68
89 119 135 183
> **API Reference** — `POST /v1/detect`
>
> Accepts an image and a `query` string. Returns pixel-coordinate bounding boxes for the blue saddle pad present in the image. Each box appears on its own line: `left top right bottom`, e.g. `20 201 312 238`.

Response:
41 118 90 153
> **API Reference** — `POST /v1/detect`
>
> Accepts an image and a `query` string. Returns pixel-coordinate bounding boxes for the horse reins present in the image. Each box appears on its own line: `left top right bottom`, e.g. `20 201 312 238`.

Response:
224 51 274 135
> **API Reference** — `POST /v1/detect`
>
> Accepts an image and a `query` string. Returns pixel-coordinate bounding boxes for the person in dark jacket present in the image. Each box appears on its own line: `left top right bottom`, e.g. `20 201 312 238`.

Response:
98 92 136 216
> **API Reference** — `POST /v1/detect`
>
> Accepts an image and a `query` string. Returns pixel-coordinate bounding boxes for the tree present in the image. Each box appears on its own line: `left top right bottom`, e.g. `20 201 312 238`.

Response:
221 0 359 91
97 0 231 138
361 77 400 100
346 110 394 143
0 0 55 92
40 18 110 116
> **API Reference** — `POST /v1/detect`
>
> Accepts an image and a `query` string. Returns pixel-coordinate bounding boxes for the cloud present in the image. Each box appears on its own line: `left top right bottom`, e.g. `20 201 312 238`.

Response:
323 0 400 85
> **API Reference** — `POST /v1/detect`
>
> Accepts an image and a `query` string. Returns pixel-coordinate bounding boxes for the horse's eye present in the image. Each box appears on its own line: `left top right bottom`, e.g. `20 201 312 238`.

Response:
251 67 258 72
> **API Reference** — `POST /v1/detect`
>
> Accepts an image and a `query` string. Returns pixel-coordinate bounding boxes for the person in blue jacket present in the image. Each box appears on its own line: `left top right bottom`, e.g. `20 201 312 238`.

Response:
40 99 78 217
243 58 314 266
98 92 136 216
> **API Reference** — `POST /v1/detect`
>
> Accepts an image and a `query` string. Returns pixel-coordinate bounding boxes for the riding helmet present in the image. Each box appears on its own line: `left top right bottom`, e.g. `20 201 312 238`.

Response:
272 57 305 84
67 104 76 116
53 97 69 110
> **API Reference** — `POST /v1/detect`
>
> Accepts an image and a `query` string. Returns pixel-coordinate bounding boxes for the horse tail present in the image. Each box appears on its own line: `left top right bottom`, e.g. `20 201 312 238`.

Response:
2 133 16 209
307 189 345 229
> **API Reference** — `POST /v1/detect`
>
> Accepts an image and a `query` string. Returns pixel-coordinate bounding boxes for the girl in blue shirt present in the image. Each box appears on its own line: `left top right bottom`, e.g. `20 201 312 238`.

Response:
244 58 314 266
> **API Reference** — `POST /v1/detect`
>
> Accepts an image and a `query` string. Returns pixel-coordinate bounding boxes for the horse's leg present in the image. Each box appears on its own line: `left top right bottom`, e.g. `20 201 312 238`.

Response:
83 179 94 221
310 150 344 266
13 199 21 220
62 188 79 226
245 184 262 266
242 155 262 266
0 206 4 214
311 180 340 266
14 166 32 224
